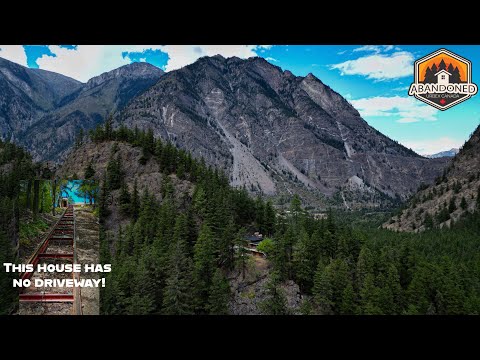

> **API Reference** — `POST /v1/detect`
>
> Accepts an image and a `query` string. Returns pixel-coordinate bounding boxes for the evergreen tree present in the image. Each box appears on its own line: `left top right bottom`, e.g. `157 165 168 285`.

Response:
207 268 231 315
312 259 333 314
260 271 289 315
340 281 357 315
131 179 140 221
438 59 447 71
162 236 195 315
356 246 374 291
424 212 434 229
293 229 317 293
75 128 84 149
460 196 468 210
451 66 461 83
193 223 217 312
263 200 276 236
234 227 249 280
449 197 457 213
84 161 95 179
360 273 382 315
99 173 110 222
119 182 131 216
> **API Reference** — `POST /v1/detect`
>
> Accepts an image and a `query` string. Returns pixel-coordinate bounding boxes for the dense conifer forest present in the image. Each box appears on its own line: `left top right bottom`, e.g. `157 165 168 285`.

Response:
89 121 480 315
0 140 35 314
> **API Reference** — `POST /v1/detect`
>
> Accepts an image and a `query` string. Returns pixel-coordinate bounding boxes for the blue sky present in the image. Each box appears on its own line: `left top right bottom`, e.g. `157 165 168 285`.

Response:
0 45 479 155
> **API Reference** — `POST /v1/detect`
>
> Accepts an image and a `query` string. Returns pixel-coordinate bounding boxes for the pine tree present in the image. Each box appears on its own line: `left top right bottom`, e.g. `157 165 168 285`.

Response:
207 268 230 315
356 246 374 291
104 114 113 140
460 196 468 210
131 179 139 221
260 271 289 315
84 161 95 179
312 259 333 314
360 273 382 315
162 237 195 315
75 128 84 149
218 219 235 270
340 281 357 315
234 227 249 280
119 182 131 216
449 197 457 213
438 59 447 71
263 200 276 236
99 173 110 222
106 150 124 191
293 229 317 293
424 212 434 229
451 66 461 83
193 223 217 311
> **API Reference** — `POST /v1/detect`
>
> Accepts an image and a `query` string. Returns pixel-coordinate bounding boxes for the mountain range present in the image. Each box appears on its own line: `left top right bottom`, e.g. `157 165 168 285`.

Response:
426 148 459 159
1 55 450 209
0 57 163 161
116 55 448 208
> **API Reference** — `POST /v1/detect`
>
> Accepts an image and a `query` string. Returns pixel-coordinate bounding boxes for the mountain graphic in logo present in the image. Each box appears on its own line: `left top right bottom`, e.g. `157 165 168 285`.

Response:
408 48 477 110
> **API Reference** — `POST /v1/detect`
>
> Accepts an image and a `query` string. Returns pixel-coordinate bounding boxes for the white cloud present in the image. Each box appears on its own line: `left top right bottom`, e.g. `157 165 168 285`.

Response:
331 51 414 80
32 45 273 82
396 118 419 123
400 137 464 155
350 96 438 123
391 86 410 92
0 45 27 66
352 45 394 54
265 57 278 62
160 45 271 72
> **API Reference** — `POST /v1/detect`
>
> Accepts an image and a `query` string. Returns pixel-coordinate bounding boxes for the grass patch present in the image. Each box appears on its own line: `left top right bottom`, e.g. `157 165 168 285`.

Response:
19 219 49 247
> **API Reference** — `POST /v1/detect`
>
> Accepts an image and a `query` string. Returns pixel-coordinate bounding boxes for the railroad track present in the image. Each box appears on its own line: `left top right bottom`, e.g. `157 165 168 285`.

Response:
19 205 82 315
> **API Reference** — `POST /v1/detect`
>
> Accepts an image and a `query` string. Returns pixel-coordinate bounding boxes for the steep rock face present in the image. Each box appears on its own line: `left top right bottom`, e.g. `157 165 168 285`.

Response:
384 125 480 232
0 57 82 138
118 55 447 208
17 62 164 162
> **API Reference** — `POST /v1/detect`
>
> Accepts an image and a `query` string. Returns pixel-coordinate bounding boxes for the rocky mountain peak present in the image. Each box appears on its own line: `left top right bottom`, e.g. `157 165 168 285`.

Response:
118 55 448 209
86 62 163 89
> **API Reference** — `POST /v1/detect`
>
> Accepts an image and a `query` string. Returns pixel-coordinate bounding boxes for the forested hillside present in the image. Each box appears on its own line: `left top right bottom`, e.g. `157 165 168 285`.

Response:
0 140 35 314
269 206 480 314
75 121 480 315
385 125 480 232
73 122 275 314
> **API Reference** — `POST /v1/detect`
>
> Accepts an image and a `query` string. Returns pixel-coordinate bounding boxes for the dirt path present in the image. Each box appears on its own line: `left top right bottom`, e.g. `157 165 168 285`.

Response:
75 206 100 315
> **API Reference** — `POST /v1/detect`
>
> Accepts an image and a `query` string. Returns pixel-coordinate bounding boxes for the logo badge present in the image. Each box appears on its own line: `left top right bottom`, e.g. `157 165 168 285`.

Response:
408 48 477 110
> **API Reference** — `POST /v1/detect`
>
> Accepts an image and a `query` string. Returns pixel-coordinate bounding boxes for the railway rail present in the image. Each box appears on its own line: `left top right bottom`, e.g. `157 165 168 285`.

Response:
19 205 82 315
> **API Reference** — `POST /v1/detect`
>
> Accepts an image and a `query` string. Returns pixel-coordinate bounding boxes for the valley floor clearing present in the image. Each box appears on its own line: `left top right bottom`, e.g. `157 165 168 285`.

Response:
32 278 104 288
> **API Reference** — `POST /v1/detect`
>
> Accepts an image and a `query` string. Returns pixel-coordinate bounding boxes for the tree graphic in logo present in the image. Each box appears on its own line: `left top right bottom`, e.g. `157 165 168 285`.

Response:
422 59 463 84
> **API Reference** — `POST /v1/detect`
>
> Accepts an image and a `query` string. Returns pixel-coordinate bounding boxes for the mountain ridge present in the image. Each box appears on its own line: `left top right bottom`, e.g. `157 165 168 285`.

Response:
384 125 480 232
0 57 164 161
426 148 459 159
116 55 448 208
